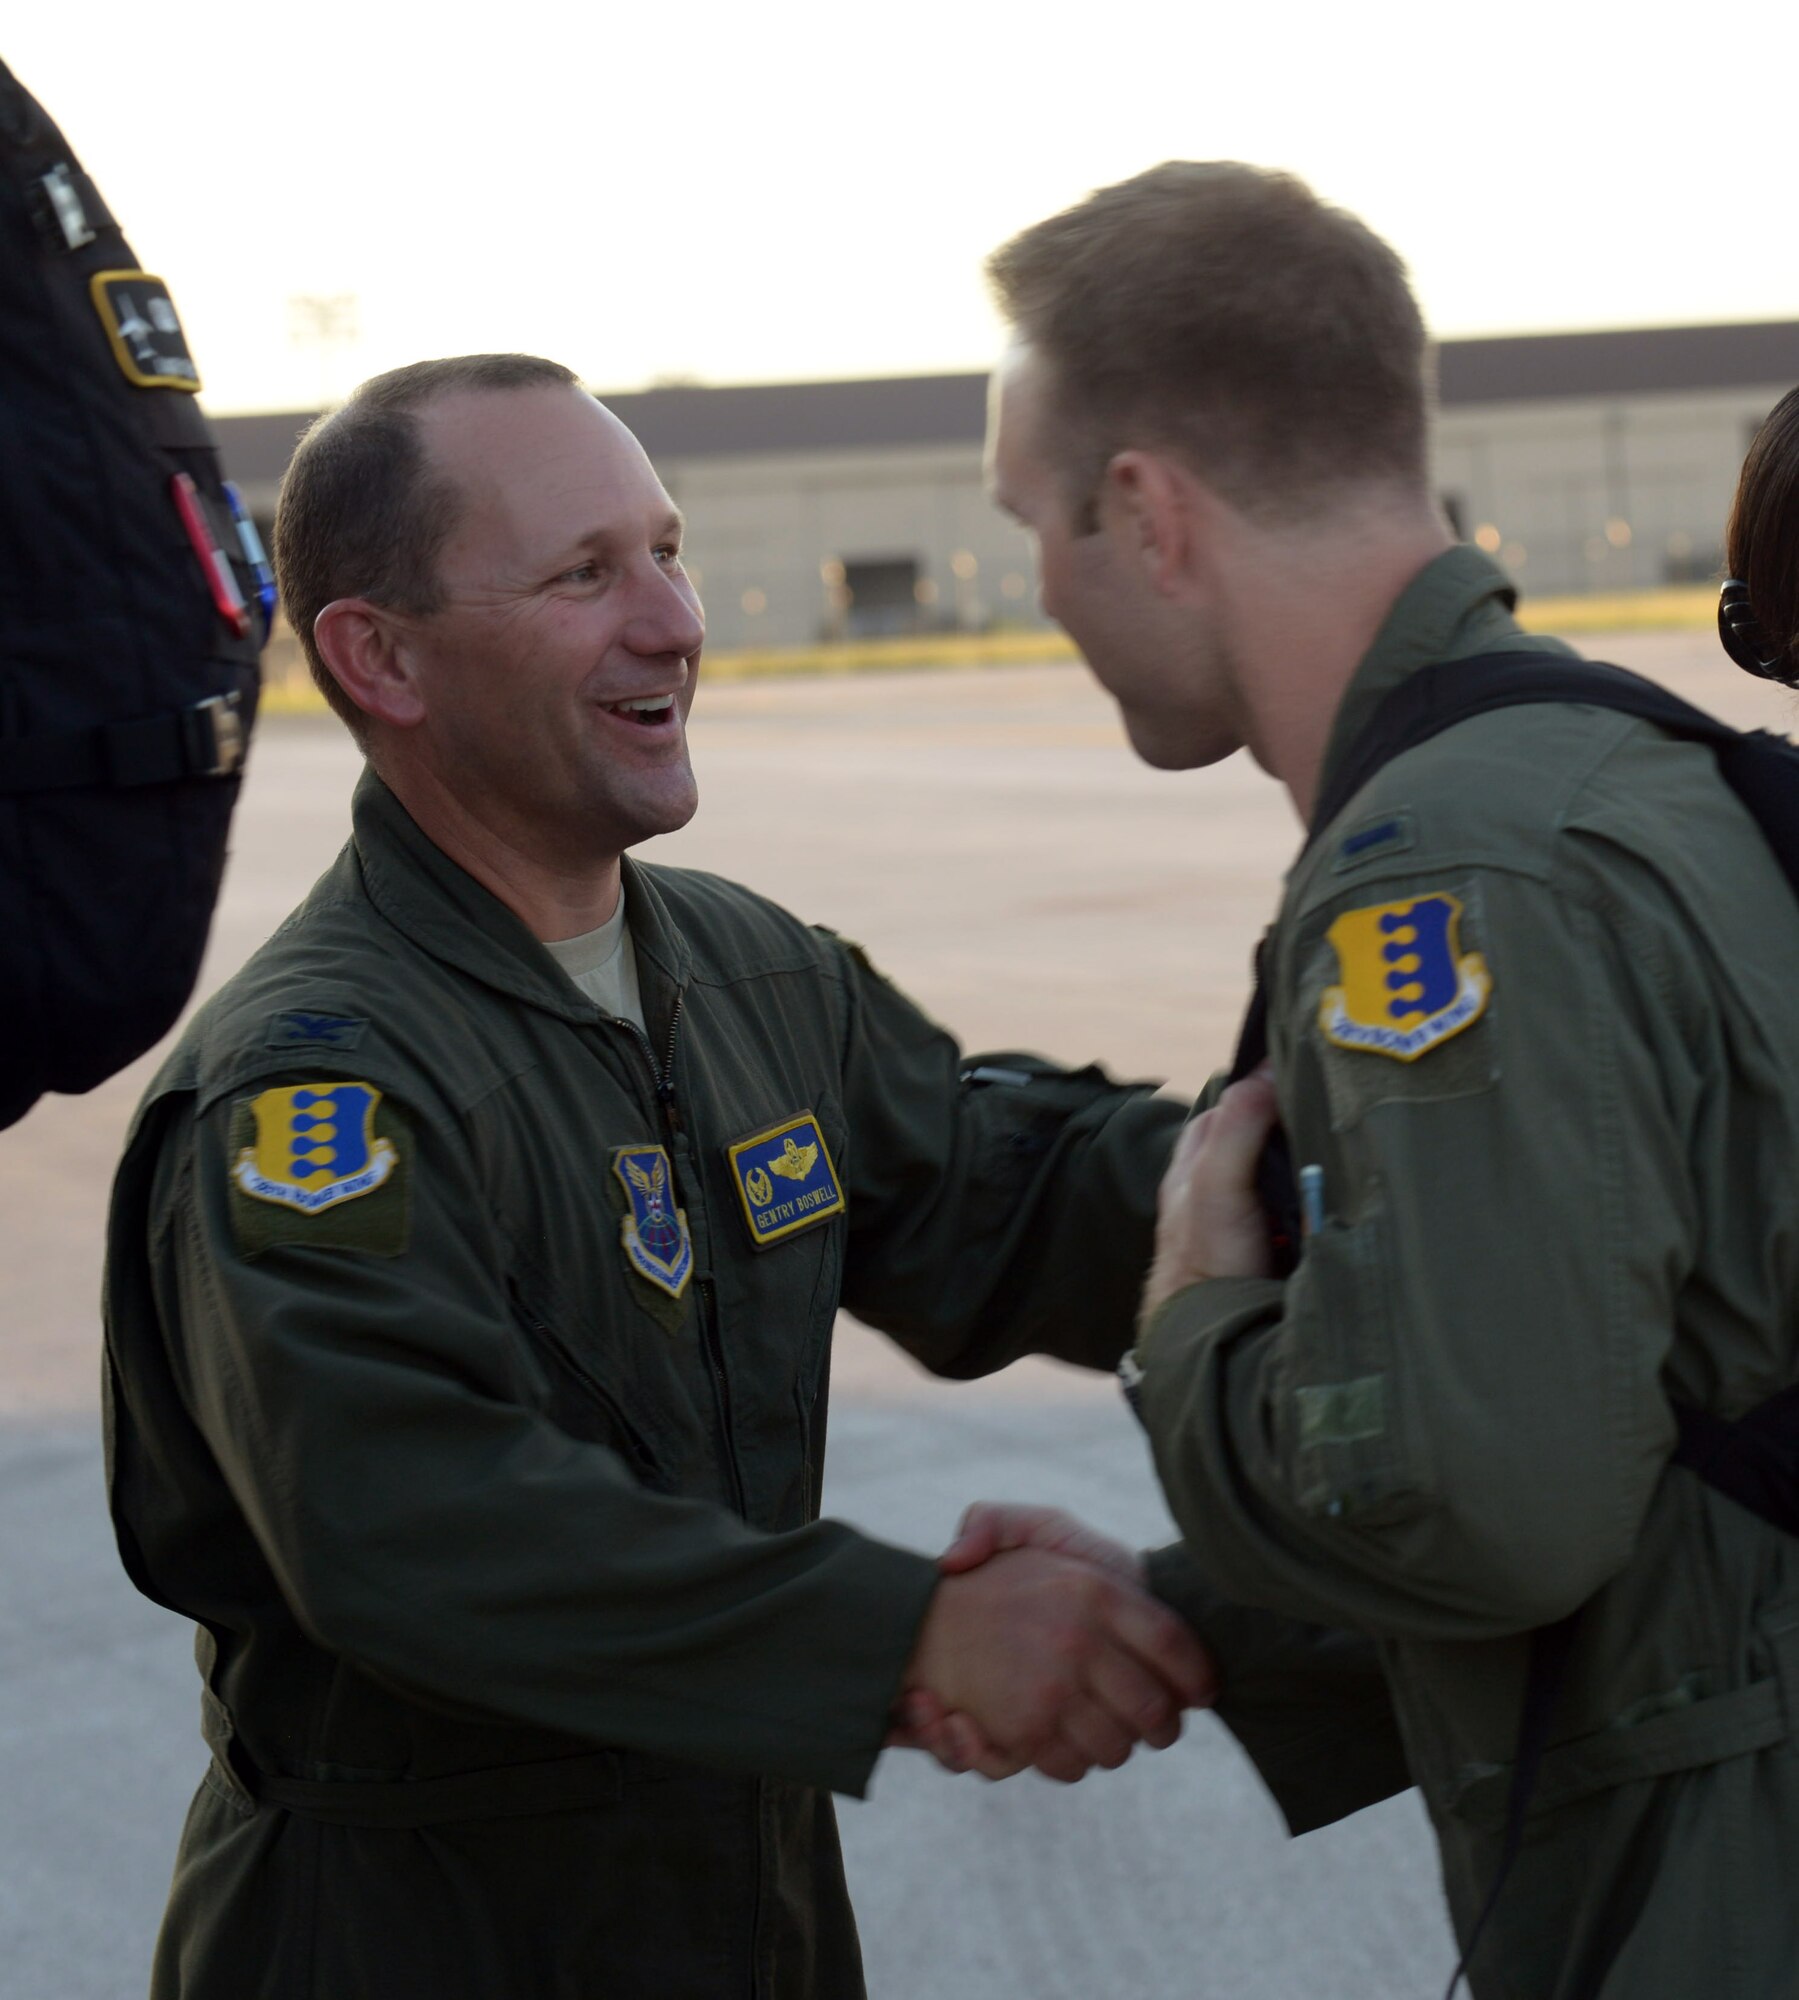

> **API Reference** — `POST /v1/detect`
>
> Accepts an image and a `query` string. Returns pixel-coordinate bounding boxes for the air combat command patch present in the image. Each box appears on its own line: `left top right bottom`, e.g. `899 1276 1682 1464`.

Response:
1319 892 1491 1062
726 1112 845 1249
612 1146 694 1300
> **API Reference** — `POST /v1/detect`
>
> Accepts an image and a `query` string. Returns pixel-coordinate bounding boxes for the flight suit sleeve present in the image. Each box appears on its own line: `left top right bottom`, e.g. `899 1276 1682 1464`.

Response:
1145 1541 1412 1834
1133 856 1694 1641
830 939 1187 1375
160 1076 939 1797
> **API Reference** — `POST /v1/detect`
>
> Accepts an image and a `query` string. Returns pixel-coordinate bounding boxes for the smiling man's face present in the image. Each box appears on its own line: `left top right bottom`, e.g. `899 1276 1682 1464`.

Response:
404 383 706 861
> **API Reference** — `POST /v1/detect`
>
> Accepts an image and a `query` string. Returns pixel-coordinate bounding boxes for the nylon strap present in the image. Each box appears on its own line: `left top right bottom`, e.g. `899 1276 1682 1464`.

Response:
0 689 247 792
236 1746 626 1828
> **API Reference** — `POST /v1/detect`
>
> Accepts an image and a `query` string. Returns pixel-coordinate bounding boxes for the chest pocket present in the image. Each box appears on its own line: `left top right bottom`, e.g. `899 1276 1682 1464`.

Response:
470 1077 719 1498
707 1093 848 1483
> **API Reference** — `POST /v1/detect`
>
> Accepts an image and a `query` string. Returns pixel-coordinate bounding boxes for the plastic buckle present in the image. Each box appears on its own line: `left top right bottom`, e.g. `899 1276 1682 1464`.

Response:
189 693 247 777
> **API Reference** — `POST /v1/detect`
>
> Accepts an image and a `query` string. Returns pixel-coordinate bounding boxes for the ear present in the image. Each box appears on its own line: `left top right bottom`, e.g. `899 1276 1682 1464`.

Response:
311 599 427 729
1101 449 1205 599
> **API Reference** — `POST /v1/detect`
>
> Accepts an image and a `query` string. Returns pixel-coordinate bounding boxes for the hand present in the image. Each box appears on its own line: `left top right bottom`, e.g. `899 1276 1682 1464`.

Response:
898 1543 1215 1785
1140 1067 1281 1324
939 1501 1145 1587
893 1504 1169 1781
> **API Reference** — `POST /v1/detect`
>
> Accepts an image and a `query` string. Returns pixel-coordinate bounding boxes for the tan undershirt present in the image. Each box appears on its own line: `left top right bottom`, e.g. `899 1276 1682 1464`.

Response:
542 891 646 1034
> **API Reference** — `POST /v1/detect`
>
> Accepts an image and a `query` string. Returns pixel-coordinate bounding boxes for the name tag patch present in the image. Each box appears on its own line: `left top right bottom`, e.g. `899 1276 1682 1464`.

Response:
726 1113 845 1250
1319 892 1491 1063
612 1146 694 1301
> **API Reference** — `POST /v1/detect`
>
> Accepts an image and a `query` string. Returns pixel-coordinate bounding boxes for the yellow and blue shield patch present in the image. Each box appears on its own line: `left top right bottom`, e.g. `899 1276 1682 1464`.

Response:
726 1112 845 1250
1319 892 1491 1063
234 1081 398 1212
611 1145 694 1300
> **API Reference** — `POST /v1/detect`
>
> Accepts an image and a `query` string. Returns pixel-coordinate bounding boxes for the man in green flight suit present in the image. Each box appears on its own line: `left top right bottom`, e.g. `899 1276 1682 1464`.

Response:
101 352 1220 2000
958 162 1799 1996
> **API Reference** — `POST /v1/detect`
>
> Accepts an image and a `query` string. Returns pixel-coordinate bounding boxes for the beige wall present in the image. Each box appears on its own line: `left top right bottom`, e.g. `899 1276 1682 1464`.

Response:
669 385 1785 650
1434 384 1784 597
664 442 1046 651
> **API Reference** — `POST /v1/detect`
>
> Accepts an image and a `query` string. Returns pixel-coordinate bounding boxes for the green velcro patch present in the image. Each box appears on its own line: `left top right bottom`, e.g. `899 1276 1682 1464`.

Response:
264 1010 368 1053
1295 1374 1389 1450
1332 811 1416 872
227 1081 412 1259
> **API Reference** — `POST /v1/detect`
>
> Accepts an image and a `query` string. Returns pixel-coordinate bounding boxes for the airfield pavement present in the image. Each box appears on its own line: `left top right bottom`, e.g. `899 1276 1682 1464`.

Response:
4 634 1789 1999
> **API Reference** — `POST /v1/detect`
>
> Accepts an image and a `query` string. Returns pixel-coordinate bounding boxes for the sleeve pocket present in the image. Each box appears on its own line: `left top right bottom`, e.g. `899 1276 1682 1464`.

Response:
1279 1211 1429 1527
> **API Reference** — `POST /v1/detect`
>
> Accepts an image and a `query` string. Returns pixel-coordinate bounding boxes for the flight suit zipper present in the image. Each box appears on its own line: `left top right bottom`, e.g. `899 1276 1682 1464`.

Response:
608 1000 751 1522
608 999 765 1993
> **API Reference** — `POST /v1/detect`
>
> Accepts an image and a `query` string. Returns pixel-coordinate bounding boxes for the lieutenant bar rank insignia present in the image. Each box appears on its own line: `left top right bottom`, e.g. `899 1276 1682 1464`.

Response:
1319 892 1491 1062
235 1082 398 1212
726 1113 846 1249
612 1146 694 1300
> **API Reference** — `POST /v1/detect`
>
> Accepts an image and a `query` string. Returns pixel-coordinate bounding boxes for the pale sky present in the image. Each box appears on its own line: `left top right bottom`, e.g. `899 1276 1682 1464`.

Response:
10 0 1797 413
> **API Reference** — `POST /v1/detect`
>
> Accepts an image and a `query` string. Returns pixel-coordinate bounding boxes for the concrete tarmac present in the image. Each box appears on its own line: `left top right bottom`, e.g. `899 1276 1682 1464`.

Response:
3 639 1785 1998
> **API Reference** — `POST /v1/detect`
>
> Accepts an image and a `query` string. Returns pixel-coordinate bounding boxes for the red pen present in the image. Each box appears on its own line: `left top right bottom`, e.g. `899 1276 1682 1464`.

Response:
170 472 250 638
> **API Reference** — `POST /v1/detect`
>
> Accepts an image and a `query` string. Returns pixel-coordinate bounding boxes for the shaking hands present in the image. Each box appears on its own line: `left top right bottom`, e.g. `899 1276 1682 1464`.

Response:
892 1504 1216 1785
890 1075 1286 1785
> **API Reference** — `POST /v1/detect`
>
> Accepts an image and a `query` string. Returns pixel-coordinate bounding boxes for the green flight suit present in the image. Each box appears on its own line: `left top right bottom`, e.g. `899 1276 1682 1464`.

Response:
1138 546 1799 1999
102 769 1189 2000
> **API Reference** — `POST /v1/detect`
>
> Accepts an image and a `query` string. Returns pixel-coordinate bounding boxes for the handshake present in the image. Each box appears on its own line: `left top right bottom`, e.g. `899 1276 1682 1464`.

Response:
891 1505 1216 1784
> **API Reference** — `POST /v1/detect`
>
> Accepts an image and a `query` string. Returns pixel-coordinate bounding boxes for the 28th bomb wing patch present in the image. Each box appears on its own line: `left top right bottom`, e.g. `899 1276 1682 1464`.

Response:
236 1081 397 1210
1319 892 1491 1063
228 1081 411 1258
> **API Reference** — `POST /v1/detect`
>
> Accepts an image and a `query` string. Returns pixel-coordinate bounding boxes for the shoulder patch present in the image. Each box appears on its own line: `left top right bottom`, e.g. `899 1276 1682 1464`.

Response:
1319 892 1491 1062
228 1082 411 1257
726 1112 845 1250
88 270 201 391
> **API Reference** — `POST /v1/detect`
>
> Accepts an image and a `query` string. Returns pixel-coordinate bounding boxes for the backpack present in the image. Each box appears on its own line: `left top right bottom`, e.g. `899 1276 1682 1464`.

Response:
1228 650 1799 1994
0 60 265 1131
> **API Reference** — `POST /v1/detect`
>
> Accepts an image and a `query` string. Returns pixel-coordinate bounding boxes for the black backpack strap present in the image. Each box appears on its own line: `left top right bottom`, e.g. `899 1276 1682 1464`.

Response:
1671 1390 1799 1537
0 688 248 792
1443 1613 1581 1999
1309 651 1741 851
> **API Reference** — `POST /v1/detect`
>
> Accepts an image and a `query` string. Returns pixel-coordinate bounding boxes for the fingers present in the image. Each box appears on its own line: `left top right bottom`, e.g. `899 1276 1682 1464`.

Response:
938 1501 1043 1574
1097 1581 1219 1710
1083 1646 1185 1751
895 1692 1026 1780
940 1503 1143 1584
1145 1072 1283 1309
1051 1699 1135 1775
1194 1072 1280 1190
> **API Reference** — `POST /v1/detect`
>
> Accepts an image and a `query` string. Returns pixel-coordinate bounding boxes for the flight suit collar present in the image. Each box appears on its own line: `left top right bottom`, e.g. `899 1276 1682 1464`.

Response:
1312 544 1574 832
350 769 693 1019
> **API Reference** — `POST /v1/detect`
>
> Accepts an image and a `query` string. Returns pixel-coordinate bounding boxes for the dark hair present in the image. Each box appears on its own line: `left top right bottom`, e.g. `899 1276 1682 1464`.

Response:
273 354 580 736
1724 385 1799 679
985 162 1430 520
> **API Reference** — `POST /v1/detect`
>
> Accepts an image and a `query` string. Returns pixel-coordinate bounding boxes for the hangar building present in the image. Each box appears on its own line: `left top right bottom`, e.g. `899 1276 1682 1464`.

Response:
217 320 1799 654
